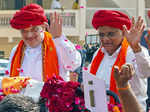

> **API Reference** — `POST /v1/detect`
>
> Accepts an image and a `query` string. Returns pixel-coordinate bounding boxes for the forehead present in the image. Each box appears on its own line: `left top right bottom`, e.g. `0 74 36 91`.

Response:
23 27 32 31
98 26 121 32
22 26 40 31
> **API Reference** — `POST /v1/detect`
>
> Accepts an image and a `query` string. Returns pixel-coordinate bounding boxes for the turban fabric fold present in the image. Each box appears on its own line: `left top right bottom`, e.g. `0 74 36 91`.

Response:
10 3 48 29
92 10 131 30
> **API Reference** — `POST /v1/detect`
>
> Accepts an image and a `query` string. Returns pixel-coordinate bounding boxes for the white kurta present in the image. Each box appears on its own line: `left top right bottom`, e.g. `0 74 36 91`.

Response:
88 46 150 110
7 34 81 82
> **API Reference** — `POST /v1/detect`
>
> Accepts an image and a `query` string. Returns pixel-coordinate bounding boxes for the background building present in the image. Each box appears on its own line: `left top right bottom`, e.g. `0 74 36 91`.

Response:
0 0 149 58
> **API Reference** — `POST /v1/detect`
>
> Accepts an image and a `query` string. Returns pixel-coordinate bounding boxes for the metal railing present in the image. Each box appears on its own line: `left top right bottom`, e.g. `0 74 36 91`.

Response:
85 34 99 45
0 15 12 25
0 9 80 38
45 10 78 28
2 8 148 38
0 10 79 28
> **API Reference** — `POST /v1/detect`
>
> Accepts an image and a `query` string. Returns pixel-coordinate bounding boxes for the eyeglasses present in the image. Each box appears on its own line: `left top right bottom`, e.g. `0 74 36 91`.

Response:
21 26 43 34
98 31 119 39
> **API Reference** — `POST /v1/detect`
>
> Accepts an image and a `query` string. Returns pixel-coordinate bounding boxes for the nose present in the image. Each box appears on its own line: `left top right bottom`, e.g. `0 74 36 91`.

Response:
100 36 111 43
26 32 33 38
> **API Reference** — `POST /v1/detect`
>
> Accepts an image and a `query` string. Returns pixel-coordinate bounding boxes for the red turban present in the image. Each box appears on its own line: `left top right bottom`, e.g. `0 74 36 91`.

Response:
92 10 131 30
10 3 48 29
148 10 150 19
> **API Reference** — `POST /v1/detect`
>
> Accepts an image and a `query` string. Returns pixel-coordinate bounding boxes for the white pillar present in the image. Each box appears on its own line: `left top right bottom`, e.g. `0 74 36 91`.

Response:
136 0 146 22
79 0 86 40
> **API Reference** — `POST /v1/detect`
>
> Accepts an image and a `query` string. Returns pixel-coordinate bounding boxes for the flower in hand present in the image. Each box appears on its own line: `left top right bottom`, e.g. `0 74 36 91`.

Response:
113 63 135 88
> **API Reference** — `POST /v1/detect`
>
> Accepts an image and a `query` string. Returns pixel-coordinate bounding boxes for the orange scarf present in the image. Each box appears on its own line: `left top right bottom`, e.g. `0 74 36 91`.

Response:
90 38 129 104
10 32 59 82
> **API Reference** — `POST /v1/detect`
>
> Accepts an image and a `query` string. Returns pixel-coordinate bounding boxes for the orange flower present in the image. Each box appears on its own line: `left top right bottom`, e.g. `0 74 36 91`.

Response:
2 77 30 95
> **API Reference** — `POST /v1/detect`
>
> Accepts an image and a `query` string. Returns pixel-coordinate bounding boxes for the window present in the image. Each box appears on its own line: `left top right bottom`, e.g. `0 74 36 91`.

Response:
0 51 4 58
15 0 26 9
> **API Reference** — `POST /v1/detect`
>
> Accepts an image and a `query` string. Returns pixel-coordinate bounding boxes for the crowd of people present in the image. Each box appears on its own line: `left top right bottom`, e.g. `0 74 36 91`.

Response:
1 3 150 112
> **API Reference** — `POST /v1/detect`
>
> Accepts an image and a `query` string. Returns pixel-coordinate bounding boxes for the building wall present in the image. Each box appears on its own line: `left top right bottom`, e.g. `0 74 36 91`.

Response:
112 0 136 8
0 37 21 58
145 0 150 8
0 0 53 9
0 0 147 10
60 0 74 9
87 0 118 8
0 0 15 10
42 0 52 9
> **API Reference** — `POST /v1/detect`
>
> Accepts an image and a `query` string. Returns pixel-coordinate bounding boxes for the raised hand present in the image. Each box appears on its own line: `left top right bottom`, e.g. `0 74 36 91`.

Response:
123 16 145 53
47 12 62 38
114 63 135 88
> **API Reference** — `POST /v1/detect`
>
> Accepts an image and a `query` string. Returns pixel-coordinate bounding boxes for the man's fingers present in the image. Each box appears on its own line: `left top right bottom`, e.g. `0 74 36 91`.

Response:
59 17 62 26
59 14 63 24
54 12 57 22
131 17 135 29
130 17 136 31
114 66 120 80
121 64 129 77
43 22 50 32
122 25 128 36
126 63 135 79
140 24 145 34
50 13 53 23
135 16 141 29
49 12 62 38
137 18 143 30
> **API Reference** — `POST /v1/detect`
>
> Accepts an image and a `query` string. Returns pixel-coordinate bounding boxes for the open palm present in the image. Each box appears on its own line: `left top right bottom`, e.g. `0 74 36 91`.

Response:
45 12 62 38
123 16 145 48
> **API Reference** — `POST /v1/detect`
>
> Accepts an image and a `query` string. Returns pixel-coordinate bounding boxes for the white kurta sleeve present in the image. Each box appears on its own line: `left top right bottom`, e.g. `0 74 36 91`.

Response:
134 46 150 78
126 47 148 110
127 46 150 78
53 34 81 72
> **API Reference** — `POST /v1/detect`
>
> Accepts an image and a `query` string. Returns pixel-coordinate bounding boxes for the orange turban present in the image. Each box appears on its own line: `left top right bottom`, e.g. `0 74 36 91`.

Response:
10 3 48 29
92 10 131 30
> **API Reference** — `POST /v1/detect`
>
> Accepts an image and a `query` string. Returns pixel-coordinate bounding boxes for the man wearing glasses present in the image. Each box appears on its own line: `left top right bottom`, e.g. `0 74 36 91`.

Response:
89 10 150 111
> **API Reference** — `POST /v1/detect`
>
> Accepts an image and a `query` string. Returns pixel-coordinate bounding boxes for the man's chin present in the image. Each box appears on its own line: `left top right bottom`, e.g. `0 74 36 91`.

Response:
104 46 113 52
104 48 115 55
25 42 39 48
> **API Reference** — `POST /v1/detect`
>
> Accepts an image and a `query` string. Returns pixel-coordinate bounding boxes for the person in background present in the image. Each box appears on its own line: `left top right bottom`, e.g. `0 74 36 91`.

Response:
70 47 87 83
141 29 150 111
